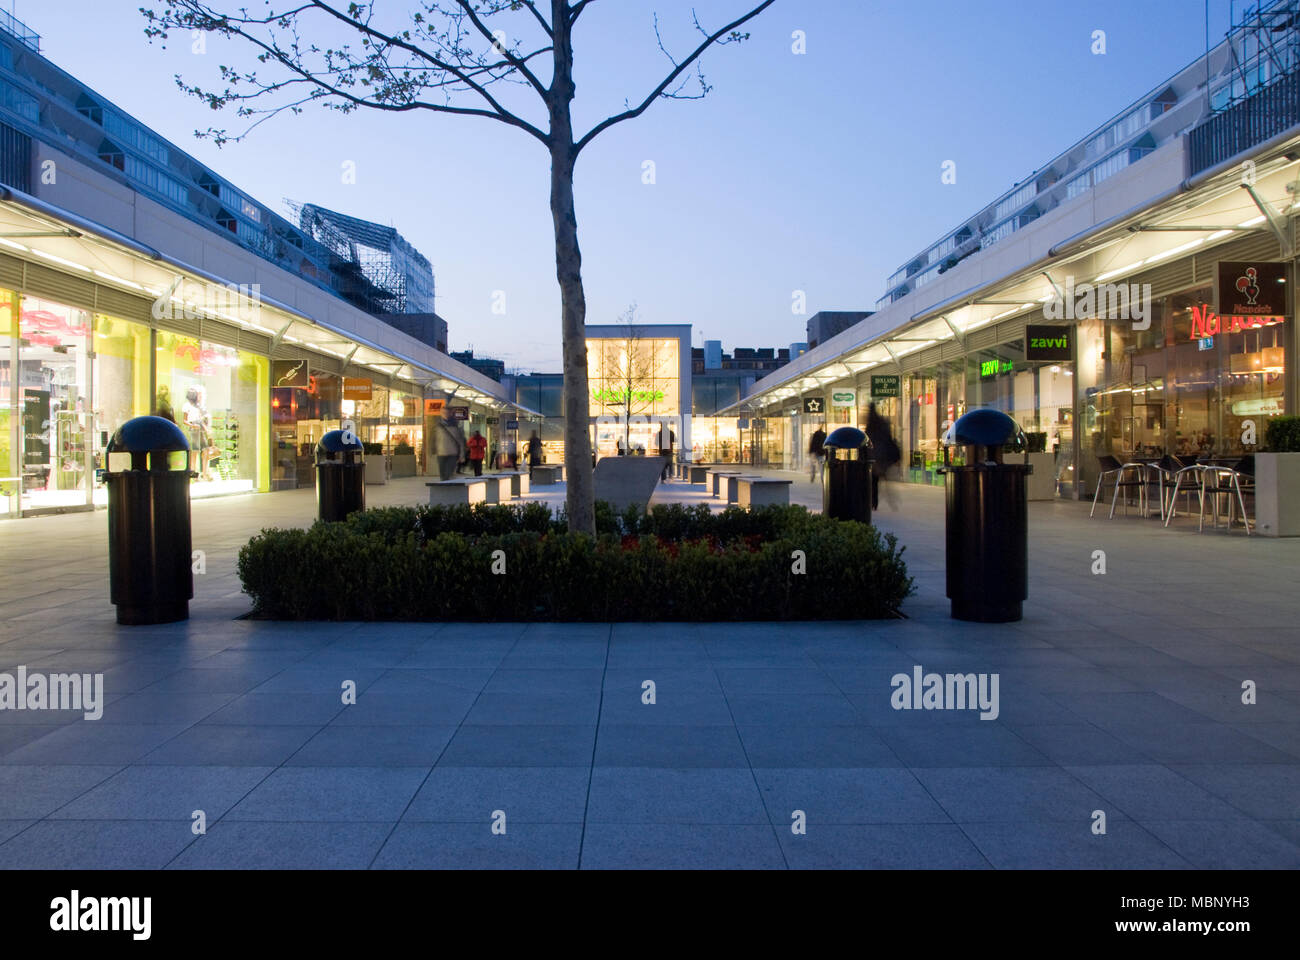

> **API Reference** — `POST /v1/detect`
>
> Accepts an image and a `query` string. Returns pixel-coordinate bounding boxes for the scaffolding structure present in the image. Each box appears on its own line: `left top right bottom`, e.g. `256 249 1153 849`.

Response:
286 201 435 316
1212 0 1300 113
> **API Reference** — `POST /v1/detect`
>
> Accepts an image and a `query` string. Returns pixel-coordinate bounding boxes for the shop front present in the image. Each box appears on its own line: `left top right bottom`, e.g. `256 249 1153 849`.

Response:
1076 283 1286 497
0 291 271 517
586 332 686 460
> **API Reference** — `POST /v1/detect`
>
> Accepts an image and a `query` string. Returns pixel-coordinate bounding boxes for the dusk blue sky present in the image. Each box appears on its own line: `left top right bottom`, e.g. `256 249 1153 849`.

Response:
28 0 1237 370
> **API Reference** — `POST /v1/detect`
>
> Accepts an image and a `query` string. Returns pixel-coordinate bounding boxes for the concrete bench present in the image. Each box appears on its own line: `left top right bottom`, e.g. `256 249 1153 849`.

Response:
737 476 792 508
497 470 530 498
710 470 742 499
688 465 710 484
594 455 665 513
427 478 489 506
481 474 513 504
719 473 753 504
532 465 563 485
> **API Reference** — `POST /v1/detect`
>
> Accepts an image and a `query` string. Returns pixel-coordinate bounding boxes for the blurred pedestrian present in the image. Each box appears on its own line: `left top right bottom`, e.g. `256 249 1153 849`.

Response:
808 424 827 483
865 403 901 509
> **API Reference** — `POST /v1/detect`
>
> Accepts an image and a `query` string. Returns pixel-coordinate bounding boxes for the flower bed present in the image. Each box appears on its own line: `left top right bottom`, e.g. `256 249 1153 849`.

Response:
237 503 914 621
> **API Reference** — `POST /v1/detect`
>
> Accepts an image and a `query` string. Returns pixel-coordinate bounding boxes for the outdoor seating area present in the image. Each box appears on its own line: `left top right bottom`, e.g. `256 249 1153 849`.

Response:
1090 453 1255 535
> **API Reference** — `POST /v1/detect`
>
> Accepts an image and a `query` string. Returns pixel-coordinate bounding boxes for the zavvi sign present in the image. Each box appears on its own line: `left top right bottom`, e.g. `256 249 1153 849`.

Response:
1025 325 1072 362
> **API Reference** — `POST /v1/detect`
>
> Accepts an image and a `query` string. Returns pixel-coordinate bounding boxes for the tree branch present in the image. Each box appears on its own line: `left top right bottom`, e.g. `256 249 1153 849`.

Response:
451 0 551 99
574 0 776 154
309 1 549 136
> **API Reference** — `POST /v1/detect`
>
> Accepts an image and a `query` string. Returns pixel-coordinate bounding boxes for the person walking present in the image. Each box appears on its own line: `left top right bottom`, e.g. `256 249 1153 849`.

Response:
864 403 901 510
488 441 498 471
432 409 466 481
660 426 676 482
808 424 827 483
527 430 544 481
467 429 487 477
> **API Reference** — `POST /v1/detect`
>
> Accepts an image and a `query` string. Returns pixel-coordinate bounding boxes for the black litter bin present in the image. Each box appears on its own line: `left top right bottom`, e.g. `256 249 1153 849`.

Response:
939 409 1031 623
823 426 871 523
105 415 194 625
316 429 365 522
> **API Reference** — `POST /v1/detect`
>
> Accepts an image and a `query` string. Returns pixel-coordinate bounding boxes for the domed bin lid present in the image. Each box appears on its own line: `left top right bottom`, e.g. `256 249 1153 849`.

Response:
943 409 1019 447
823 426 866 449
106 415 191 453
316 429 364 462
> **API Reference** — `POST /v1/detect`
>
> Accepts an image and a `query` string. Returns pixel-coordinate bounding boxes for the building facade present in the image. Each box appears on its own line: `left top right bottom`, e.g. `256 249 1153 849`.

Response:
728 3 1300 496
0 12 525 519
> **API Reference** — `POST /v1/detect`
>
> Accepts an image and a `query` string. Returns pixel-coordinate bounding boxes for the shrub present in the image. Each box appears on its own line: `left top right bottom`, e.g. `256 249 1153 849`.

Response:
362 442 384 456
237 505 914 621
394 442 415 455
1265 416 1300 453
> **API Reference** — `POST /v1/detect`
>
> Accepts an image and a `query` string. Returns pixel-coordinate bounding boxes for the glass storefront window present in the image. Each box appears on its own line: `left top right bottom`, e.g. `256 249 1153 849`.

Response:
16 297 93 512
90 313 151 507
0 292 14 517
155 330 267 496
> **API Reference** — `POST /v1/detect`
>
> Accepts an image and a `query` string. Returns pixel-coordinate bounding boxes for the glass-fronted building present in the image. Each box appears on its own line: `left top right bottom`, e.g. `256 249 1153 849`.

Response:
725 8 1300 496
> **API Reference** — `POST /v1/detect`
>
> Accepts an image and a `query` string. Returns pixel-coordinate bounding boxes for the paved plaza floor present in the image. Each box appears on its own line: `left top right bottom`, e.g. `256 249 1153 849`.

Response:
0 471 1297 868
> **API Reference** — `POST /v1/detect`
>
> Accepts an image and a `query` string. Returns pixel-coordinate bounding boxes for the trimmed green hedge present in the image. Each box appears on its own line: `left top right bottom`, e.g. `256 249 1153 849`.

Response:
238 503 914 621
1265 416 1300 453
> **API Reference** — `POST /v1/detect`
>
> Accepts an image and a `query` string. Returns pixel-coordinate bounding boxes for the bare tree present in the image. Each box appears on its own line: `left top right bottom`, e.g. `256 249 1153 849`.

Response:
141 0 777 534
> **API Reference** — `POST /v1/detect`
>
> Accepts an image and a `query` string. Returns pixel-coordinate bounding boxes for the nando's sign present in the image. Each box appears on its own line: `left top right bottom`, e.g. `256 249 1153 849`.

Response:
1189 305 1286 340
1189 261 1290 340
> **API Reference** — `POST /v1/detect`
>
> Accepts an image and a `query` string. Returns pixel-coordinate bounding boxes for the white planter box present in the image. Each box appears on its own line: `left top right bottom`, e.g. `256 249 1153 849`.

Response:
390 454 418 478
1254 452 1300 537
364 456 387 485
1026 452 1058 501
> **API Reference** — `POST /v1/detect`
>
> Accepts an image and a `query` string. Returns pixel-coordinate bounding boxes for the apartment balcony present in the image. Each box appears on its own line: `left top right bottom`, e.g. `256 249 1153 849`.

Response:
1188 67 1300 176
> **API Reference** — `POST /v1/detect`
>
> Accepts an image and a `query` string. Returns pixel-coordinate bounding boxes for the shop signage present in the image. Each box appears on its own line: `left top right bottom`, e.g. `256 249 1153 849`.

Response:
1025 325 1072 362
450 406 469 421
831 389 856 407
1231 397 1285 417
752 419 766 429
980 358 1014 378
803 396 826 414
1189 303 1285 340
737 418 750 429
20 309 90 347
272 359 308 388
1197 337 1215 351
424 398 445 416
506 419 519 430
1215 261 1288 317
870 375 900 398
342 377 372 401
486 417 499 425
591 386 665 405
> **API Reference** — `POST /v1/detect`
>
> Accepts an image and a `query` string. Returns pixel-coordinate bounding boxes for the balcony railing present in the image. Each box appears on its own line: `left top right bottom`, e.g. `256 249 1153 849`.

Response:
0 10 39 53
1189 67 1300 175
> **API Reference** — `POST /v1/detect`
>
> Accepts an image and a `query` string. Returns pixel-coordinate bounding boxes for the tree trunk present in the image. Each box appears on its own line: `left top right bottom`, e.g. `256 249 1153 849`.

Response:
549 2 595 534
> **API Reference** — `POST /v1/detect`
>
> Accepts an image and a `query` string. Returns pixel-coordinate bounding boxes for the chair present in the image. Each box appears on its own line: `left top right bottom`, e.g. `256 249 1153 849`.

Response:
1163 462 1209 527
1090 455 1124 518
1108 460 1152 518
1199 457 1252 534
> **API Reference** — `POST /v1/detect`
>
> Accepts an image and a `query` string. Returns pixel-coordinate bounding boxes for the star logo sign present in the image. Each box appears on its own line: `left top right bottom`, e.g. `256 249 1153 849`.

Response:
806 399 822 413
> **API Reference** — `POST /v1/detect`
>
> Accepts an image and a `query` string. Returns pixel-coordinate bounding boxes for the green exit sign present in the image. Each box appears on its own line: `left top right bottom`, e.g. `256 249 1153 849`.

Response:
981 358 1014 378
